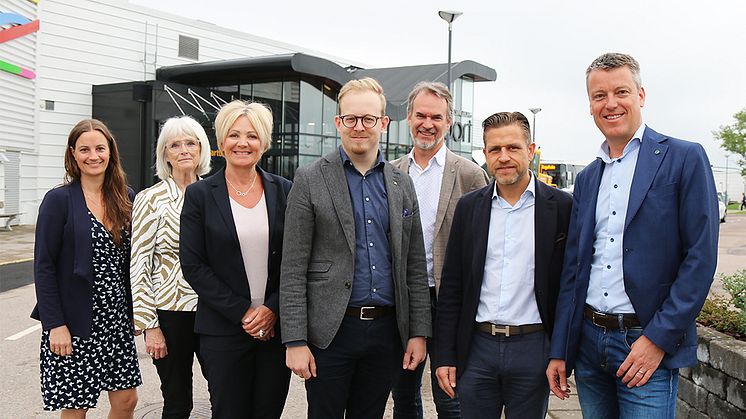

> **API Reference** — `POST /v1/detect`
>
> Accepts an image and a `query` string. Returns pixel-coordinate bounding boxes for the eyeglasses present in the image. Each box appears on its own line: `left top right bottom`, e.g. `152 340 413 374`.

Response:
167 139 200 152
338 114 384 129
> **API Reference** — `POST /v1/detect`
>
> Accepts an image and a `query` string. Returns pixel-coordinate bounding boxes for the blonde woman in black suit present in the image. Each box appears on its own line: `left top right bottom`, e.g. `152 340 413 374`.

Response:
130 116 211 418
180 100 292 418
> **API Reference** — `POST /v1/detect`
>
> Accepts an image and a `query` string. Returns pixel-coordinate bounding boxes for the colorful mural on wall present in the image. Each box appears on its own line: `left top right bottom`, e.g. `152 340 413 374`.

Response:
0 2 40 80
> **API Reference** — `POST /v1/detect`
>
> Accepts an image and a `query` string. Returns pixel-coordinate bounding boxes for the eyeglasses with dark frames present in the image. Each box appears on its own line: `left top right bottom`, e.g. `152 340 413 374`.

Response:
338 114 384 129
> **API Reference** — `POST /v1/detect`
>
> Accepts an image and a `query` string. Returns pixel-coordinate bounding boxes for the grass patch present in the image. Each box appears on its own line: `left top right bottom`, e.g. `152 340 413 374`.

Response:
698 270 746 340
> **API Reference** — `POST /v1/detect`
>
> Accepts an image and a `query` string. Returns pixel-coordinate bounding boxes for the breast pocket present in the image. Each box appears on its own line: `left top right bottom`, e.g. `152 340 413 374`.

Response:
307 261 332 281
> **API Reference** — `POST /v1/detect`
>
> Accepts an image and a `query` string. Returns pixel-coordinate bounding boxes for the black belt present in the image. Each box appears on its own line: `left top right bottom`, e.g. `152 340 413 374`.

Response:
584 305 641 329
345 306 395 320
475 322 544 337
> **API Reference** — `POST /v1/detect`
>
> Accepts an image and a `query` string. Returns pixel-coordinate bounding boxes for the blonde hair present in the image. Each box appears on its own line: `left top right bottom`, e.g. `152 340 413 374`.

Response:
338 77 386 115
214 100 273 152
155 116 212 181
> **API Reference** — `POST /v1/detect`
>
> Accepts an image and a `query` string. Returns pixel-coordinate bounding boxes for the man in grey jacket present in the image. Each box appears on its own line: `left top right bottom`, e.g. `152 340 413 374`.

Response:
281 77 431 419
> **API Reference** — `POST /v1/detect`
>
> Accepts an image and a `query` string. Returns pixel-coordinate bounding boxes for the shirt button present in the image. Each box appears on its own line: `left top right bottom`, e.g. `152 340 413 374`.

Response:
604 292 609 297
612 211 617 215
607 265 611 269
610 238 614 242
365 197 370 202
373 288 377 292
369 242 374 247
367 219 372 224
614 184 618 189
372 265 376 270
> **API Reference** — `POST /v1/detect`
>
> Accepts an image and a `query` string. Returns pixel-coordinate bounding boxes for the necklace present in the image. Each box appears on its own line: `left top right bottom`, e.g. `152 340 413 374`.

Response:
225 171 258 197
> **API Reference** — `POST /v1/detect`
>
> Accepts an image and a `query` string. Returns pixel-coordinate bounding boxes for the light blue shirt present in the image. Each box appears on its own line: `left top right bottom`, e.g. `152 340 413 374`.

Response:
407 145 447 287
586 123 646 314
476 173 541 325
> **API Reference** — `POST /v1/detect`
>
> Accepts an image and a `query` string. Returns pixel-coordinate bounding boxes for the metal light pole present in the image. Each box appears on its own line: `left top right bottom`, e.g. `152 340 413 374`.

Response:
438 10 462 92
529 108 542 142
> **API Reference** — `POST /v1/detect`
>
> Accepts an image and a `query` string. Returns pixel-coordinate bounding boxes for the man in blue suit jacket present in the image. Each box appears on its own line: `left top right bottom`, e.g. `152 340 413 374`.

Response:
546 53 719 418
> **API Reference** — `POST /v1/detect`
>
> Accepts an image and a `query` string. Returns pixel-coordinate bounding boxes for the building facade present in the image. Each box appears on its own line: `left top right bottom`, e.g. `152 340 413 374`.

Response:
1 0 495 224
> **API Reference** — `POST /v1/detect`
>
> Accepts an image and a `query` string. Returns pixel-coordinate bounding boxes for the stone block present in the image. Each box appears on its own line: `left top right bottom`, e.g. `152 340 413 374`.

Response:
676 398 691 419
697 325 731 364
726 377 746 410
678 376 709 411
707 392 745 419
680 367 692 379
691 364 727 398
710 338 746 382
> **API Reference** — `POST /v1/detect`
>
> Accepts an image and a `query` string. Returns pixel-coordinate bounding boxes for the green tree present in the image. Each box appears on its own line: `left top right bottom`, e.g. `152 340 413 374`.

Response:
714 108 746 177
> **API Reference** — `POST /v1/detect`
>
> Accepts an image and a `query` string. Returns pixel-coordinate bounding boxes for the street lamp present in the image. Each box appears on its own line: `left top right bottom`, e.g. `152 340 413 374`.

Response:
529 108 542 142
438 10 462 93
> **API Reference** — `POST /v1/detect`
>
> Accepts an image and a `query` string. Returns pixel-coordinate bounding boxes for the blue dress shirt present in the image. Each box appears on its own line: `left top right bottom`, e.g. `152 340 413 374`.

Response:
586 123 646 314
339 147 395 307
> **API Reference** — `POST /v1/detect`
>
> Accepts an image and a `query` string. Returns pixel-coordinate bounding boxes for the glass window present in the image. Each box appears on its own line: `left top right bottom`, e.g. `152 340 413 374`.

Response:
322 84 338 137
284 80 300 134
299 134 322 156
300 80 322 135
253 82 283 134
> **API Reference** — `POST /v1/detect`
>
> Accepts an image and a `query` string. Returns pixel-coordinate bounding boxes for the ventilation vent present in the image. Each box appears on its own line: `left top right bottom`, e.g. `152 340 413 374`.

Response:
178 35 199 60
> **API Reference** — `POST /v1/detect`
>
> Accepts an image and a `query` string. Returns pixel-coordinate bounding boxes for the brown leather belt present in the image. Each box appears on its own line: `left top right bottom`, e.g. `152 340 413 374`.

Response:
345 306 395 320
476 322 544 337
584 305 641 329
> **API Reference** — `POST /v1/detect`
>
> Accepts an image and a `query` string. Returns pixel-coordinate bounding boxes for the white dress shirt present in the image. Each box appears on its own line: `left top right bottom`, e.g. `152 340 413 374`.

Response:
586 123 646 314
476 173 541 325
407 144 447 288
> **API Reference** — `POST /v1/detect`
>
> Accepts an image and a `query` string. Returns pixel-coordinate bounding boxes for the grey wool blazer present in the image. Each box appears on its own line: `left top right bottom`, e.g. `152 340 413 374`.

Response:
280 150 432 350
390 148 489 294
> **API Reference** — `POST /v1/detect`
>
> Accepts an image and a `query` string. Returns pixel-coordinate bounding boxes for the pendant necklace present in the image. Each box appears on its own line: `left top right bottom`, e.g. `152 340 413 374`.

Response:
226 172 258 197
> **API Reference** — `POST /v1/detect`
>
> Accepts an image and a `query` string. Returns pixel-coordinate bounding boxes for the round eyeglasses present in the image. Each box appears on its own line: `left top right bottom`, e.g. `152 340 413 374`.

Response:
338 114 384 129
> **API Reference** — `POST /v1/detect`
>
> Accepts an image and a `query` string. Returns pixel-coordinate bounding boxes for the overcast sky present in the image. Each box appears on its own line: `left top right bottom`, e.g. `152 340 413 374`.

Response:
131 0 746 168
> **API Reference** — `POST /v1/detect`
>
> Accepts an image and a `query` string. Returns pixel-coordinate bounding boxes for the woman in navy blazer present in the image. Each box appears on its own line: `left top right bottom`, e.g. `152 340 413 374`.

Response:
180 100 292 418
31 119 141 416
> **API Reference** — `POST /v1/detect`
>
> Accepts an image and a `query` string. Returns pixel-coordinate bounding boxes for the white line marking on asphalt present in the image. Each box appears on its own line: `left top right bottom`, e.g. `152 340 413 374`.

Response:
5 324 41 341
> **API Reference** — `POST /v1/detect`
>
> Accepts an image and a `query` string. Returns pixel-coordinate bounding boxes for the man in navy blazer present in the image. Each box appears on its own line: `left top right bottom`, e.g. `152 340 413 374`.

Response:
546 53 719 418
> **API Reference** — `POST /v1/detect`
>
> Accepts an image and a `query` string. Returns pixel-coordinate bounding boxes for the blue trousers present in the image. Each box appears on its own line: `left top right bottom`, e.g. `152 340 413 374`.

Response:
306 314 402 419
574 318 678 419
392 289 461 418
457 329 549 419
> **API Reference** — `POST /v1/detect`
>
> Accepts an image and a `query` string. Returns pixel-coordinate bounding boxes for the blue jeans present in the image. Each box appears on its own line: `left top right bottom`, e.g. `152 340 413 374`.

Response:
575 318 679 419
457 330 549 419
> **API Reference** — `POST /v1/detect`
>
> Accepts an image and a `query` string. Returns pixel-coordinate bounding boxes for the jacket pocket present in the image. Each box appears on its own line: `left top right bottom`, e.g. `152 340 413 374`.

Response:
307 261 332 281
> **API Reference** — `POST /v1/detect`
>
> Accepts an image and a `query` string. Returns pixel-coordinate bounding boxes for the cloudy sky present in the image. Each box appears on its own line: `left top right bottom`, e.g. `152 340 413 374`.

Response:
131 0 745 169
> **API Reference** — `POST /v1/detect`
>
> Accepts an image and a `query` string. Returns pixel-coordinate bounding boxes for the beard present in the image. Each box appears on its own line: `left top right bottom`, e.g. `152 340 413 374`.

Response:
413 133 445 151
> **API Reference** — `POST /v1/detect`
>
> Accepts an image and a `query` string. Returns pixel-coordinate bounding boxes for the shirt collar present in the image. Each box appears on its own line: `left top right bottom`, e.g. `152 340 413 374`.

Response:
164 176 182 201
339 145 385 171
596 122 646 163
492 171 535 200
408 144 447 171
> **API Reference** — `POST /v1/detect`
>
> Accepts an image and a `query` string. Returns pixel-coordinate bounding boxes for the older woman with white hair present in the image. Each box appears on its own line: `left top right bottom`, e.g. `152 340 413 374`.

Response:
130 115 211 419
179 100 292 418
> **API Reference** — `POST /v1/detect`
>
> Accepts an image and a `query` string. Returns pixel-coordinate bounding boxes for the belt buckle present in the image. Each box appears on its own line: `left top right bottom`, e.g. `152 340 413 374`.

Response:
491 324 510 337
360 306 375 321
591 312 605 329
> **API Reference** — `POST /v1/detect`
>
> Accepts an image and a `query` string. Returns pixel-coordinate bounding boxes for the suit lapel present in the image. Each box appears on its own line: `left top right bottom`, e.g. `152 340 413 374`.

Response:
209 168 240 248
534 179 557 319
435 149 458 236
70 181 94 285
472 182 493 288
385 163 403 272
320 152 356 255
625 128 668 230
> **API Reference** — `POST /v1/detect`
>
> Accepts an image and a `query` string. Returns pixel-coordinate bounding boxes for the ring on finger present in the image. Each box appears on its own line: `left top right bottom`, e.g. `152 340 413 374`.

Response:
636 370 645 376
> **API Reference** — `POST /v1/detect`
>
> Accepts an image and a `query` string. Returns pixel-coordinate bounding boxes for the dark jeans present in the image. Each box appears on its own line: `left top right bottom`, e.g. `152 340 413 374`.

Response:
200 332 290 419
392 289 460 418
458 329 550 419
152 310 206 419
306 314 402 419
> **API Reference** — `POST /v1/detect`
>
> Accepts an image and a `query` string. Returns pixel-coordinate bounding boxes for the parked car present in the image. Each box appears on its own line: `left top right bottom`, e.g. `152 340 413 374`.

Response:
718 192 727 223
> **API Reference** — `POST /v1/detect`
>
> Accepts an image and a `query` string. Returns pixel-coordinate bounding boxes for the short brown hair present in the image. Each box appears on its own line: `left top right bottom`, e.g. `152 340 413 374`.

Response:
482 112 532 146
